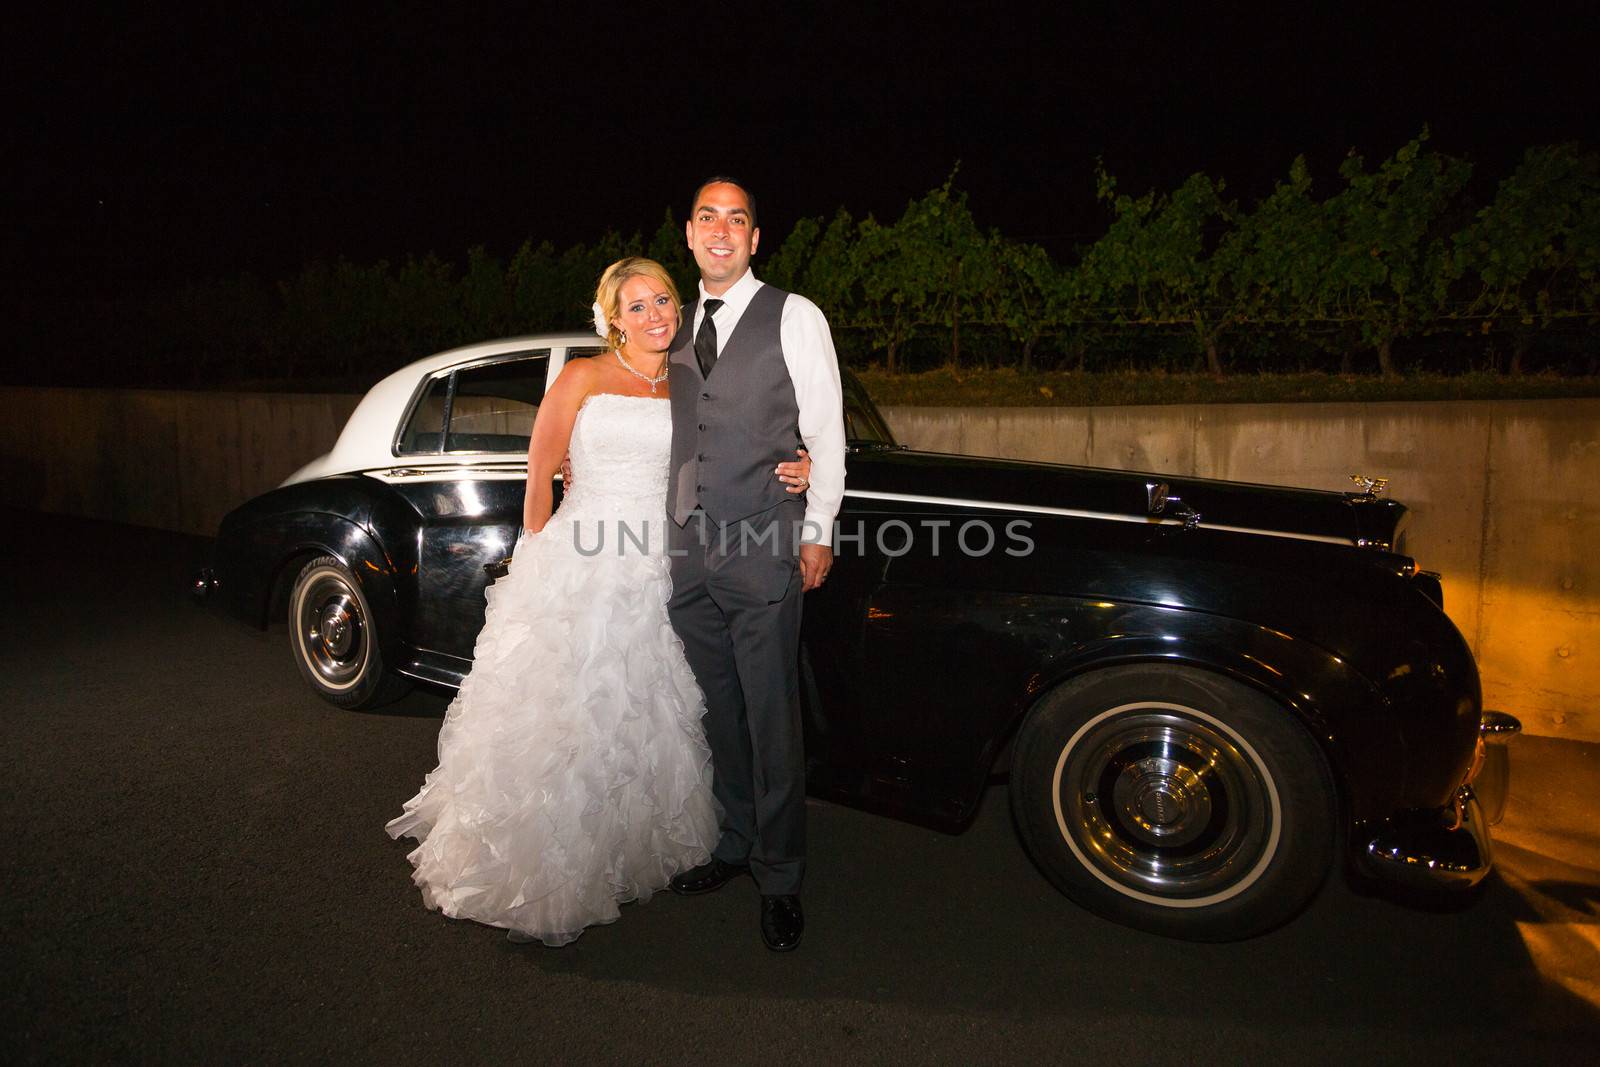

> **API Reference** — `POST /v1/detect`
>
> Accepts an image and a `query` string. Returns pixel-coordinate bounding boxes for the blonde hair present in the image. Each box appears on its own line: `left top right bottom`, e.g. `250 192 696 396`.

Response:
595 257 682 351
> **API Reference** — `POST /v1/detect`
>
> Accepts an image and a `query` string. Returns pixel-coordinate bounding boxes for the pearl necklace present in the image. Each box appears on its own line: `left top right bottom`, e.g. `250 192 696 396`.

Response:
615 349 669 394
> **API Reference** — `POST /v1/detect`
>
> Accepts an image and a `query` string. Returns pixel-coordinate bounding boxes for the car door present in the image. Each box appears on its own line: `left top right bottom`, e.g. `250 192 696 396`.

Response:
387 350 552 660
797 373 915 805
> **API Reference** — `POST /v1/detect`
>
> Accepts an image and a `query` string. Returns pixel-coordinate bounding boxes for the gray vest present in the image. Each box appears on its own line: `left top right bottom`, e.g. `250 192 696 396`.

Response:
667 284 801 526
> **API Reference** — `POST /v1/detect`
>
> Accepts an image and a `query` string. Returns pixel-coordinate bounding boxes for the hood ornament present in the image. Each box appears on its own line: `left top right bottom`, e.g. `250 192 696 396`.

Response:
1349 474 1389 497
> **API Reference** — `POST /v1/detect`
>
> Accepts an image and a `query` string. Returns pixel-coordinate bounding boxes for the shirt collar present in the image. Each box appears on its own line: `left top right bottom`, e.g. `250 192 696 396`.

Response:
698 268 761 316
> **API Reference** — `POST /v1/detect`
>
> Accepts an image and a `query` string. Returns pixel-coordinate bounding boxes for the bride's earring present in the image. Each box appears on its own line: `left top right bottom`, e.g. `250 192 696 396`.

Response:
619 330 627 345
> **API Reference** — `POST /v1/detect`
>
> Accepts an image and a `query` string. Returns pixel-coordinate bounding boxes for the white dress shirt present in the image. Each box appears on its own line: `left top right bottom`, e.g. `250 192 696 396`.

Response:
692 268 847 545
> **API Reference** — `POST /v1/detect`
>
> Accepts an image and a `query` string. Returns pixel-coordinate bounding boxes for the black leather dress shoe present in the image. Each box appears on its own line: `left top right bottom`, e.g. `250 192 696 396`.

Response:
670 858 749 896
760 894 803 951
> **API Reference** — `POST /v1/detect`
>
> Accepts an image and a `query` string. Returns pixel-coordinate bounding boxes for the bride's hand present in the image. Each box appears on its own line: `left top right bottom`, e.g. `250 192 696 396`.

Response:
776 448 812 494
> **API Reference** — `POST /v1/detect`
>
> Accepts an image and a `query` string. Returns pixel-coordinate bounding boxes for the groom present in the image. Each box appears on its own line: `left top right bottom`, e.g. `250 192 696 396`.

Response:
664 177 847 951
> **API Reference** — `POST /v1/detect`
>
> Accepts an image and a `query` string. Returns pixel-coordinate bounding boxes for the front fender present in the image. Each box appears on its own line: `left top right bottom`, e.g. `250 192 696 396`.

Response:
853 584 1409 833
1024 608 1406 823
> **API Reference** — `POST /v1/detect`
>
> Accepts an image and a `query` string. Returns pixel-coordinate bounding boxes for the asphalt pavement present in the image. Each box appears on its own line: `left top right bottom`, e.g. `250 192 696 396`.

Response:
3 509 1598 1063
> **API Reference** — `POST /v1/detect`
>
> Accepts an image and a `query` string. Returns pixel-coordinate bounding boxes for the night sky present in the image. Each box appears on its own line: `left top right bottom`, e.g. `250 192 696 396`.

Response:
8 3 1598 301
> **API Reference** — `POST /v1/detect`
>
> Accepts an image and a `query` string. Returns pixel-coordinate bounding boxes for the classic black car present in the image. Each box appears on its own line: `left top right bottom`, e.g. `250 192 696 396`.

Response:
197 333 1518 941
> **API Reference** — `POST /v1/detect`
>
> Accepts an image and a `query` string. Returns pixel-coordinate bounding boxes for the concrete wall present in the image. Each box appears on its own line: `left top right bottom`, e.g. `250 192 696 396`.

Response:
1 386 1593 739
2 388 361 538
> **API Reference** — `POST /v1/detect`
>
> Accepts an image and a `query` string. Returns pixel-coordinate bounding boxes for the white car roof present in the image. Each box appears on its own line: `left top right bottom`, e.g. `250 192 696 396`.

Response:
282 332 603 486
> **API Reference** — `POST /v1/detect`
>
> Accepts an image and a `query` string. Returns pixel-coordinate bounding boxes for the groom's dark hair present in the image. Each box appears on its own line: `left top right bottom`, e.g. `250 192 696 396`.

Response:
691 176 758 230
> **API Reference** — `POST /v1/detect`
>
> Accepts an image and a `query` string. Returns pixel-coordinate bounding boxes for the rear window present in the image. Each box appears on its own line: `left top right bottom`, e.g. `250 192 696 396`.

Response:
396 350 551 455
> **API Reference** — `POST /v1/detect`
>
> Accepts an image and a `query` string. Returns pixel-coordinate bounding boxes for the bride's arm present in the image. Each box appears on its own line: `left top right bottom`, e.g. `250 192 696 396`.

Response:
522 361 594 534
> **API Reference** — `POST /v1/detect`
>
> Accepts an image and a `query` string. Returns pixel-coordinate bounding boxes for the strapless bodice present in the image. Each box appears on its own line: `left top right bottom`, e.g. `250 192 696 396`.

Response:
559 393 672 516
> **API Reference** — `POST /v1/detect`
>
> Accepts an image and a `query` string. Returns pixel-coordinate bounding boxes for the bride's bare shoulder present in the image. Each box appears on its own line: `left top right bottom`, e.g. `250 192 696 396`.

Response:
556 353 608 383
549 352 613 396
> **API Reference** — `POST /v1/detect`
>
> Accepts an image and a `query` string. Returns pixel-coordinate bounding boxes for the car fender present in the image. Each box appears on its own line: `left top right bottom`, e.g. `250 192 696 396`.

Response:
1014 609 1407 825
213 479 420 658
257 516 407 663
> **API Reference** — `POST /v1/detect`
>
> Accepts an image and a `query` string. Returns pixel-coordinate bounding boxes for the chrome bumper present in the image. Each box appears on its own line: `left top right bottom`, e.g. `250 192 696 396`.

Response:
1362 711 1521 891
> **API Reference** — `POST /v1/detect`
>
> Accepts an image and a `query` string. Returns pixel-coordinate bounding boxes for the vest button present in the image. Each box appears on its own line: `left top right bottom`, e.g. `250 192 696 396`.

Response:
698 453 706 462
696 484 704 492
698 424 706 431
701 392 710 400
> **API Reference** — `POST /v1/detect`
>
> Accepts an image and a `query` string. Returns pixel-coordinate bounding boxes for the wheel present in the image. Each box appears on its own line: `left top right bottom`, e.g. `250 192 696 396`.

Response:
288 555 411 709
1010 664 1335 941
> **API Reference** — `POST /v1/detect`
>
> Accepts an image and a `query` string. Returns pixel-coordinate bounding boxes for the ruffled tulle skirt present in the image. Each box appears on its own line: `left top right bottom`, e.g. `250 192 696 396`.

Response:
386 517 717 946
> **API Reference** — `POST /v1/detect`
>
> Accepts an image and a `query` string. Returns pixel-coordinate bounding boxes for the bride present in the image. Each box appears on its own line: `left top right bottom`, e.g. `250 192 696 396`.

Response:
386 257 811 946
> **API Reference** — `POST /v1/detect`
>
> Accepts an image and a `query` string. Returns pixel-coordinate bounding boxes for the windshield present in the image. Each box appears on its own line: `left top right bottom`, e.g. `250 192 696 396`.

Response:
841 368 899 450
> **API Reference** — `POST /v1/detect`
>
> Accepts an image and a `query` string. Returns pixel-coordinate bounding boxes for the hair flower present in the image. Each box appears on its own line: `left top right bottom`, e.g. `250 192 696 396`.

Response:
591 302 609 341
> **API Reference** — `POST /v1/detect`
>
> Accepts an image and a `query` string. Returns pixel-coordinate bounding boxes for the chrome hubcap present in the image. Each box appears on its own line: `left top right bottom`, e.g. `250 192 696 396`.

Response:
1114 754 1213 848
319 599 357 657
1055 706 1277 903
297 571 367 687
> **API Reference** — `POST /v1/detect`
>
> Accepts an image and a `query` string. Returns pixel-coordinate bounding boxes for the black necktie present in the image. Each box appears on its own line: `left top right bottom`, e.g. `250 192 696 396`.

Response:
695 299 724 378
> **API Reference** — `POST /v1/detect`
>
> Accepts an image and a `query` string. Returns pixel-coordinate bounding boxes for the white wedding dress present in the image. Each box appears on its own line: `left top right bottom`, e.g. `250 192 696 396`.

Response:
386 393 718 946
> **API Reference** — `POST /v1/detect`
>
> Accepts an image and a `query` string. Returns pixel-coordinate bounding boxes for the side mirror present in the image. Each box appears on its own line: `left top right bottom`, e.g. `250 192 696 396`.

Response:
1146 482 1170 515
1146 481 1201 530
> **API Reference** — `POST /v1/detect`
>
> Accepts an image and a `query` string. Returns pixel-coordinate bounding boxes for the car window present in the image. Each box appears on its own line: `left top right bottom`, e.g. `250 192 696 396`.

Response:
444 352 551 454
842 369 898 448
397 376 450 453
